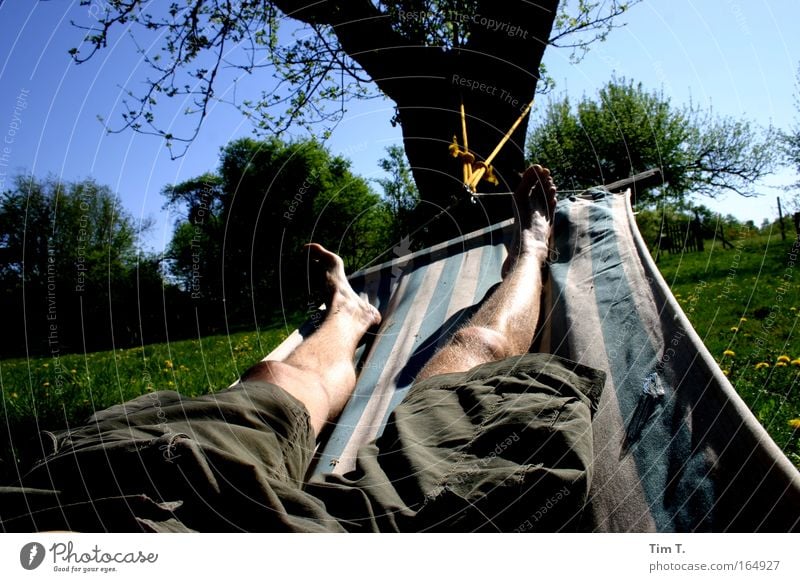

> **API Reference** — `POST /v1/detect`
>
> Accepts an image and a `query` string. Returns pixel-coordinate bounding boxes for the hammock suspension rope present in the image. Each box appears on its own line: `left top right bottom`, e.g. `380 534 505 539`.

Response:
449 97 535 200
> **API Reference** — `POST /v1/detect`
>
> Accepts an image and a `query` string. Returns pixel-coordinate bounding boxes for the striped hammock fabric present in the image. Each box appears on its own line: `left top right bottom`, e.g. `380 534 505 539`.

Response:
266 188 800 532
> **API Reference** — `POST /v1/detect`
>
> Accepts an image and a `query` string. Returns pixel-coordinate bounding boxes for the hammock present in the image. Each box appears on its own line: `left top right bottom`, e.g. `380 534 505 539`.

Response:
266 186 800 532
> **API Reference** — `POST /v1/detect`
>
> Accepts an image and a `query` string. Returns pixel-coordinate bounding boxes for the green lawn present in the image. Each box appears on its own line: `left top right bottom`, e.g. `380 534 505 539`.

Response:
0 321 298 478
654 227 800 468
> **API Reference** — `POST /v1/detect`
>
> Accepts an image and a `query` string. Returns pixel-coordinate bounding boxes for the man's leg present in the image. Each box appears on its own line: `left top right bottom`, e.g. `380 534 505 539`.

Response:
415 165 556 381
239 164 555 435
240 243 381 437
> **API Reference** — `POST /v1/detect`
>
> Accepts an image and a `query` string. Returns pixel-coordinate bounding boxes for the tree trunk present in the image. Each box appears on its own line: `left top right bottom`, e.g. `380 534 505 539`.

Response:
395 1 559 243
278 0 560 244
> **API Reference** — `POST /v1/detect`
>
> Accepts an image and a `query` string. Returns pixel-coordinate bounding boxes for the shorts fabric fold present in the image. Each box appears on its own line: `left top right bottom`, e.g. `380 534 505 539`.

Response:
1 353 604 532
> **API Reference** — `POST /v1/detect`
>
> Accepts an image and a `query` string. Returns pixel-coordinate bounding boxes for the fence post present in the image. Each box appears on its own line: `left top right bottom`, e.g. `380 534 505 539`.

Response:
717 214 733 249
777 196 786 241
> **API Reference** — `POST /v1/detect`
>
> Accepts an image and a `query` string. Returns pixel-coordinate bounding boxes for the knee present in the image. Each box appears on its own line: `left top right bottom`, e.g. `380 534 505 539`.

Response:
241 359 288 384
451 326 511 361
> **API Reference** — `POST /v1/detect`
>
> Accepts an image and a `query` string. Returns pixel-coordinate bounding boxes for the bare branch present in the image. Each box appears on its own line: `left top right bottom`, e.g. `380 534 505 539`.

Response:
71 0 639 158
549 1 640 61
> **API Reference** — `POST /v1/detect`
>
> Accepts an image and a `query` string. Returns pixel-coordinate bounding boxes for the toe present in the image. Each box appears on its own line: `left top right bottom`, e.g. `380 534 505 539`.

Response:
306 243 340 269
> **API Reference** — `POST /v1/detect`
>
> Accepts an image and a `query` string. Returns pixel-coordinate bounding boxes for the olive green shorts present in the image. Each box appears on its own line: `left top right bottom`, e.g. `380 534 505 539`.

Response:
0 353 604 532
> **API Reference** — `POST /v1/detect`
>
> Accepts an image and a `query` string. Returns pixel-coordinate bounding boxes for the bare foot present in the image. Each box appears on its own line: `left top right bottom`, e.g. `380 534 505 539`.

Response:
305 243 382 329
502 164 557 277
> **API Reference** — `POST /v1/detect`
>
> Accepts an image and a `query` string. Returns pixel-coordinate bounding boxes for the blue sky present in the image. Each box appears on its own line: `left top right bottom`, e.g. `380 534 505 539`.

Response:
0 0 798 252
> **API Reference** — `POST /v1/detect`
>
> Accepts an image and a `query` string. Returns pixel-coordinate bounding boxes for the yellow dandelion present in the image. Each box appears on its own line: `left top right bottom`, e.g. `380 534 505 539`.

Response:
730 327 739 333
43 363 49 368
167 381 174 386
777 355 791 363
776 362 788 367
43 381 50 387
10 392 18 399
789 418 800 430
723 349 735 357
722 369 729 376
165 360 174 369
791 359 800 367
755 362 770 370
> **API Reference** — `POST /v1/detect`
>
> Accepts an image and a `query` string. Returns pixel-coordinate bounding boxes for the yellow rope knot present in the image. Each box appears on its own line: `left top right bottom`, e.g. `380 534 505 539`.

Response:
448 137 475 165
450 136 498 188
450 98 534 194
473 161 498 186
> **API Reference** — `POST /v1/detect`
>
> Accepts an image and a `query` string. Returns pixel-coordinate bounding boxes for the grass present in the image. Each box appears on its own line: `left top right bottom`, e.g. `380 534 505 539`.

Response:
654 226 800 468
0 319 300 480
1 230 798 477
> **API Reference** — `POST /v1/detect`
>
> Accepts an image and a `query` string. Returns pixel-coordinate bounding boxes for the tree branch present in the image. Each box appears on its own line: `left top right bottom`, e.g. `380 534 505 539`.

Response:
271 0 421 101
